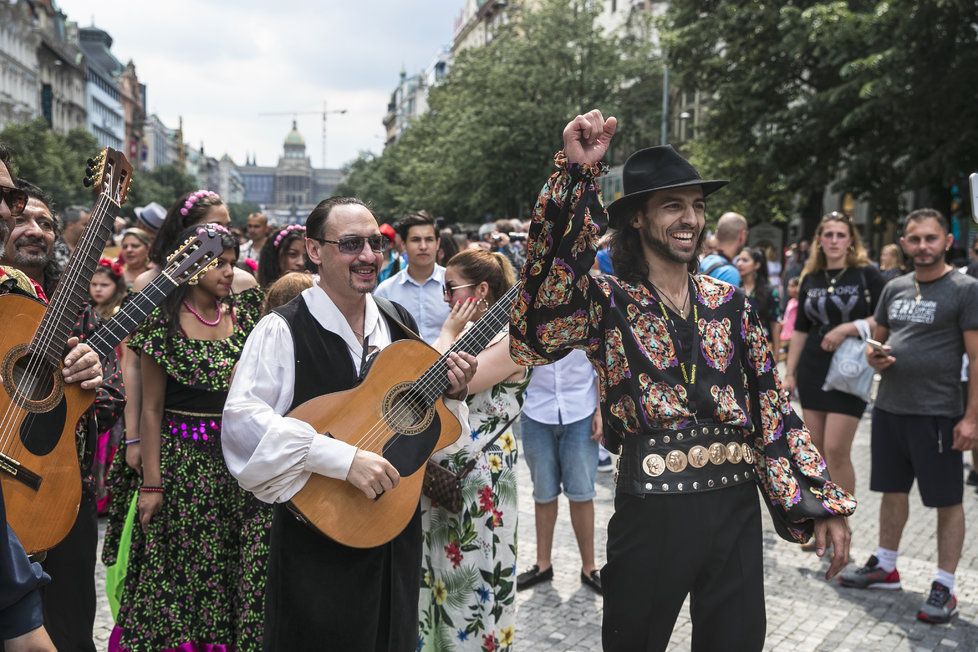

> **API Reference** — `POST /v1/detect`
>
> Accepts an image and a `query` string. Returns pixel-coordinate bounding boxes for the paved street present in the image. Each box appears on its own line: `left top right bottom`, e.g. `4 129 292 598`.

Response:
93 411 978 650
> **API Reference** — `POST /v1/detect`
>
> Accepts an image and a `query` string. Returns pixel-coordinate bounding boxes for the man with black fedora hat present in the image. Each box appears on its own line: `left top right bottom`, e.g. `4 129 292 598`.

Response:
510 109 855 651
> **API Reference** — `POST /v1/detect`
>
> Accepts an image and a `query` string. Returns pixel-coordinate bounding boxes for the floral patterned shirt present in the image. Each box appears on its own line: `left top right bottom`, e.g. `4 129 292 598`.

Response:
509 152 856 541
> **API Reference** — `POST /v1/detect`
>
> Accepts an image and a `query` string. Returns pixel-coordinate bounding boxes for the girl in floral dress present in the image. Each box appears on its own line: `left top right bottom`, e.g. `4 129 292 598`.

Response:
110 225 270 652
420 249 529 652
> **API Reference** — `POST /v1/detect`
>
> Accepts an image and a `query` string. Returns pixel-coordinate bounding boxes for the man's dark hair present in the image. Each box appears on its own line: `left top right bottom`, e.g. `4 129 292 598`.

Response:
904 208 948 234
306 196 369 240
395 211 435 241
63 205 89 226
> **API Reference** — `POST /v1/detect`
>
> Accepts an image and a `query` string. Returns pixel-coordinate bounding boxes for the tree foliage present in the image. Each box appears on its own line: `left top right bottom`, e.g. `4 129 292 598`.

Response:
662 0 978 233
338 0 663 222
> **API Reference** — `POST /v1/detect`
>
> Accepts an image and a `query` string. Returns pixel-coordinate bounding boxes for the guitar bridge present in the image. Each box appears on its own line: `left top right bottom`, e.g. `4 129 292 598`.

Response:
0 453 41 491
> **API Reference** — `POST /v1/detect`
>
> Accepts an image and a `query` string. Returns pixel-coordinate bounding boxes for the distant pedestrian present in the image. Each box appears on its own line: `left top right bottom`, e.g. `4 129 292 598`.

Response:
878 243 906 283
735 246 781 351
840 208 978 624
698 211 747 285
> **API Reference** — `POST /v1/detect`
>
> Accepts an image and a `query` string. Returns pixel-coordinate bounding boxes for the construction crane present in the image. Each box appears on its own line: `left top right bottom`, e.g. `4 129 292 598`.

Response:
258 101 347 168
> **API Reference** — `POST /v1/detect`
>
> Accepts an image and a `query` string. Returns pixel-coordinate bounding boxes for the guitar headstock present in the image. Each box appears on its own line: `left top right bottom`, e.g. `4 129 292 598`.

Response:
163 224 227 284
83 148 133 205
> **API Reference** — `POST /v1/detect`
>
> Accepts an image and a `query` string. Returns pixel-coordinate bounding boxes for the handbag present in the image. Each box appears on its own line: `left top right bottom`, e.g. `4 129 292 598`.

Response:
422 411 522 513
822 318 874 402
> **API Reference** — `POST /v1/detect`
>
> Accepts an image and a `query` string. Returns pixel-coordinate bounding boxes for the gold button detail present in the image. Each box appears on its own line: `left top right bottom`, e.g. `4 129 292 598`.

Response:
708 443 727 465
665 450 688 473
725 442 744 464
688 445 709 468
642 454 666 477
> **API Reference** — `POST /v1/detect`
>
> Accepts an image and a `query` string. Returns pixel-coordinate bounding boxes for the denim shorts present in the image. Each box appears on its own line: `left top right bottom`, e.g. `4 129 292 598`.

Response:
520 412 598 503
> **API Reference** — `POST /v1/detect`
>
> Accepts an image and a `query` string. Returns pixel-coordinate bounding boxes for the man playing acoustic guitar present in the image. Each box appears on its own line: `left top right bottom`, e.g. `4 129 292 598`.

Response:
223 196 476 651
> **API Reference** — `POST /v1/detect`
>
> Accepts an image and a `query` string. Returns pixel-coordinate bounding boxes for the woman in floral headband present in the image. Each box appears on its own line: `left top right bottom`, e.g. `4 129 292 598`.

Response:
257 223 309 288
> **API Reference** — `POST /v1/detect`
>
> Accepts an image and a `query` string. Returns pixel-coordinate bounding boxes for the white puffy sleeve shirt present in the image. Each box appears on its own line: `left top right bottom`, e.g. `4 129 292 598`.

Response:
222 284 469 503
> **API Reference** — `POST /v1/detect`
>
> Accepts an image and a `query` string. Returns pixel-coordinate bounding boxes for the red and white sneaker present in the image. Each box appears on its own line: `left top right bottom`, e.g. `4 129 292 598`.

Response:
838 555 902 590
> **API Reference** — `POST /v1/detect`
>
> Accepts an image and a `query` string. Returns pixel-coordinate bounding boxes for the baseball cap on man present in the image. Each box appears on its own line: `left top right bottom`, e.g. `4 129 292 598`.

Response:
134 202 166 231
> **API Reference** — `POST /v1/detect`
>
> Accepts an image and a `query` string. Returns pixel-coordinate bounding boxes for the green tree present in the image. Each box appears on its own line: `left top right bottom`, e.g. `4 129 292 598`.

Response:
0 119 99 210
338 0 663 222
124 164 198 218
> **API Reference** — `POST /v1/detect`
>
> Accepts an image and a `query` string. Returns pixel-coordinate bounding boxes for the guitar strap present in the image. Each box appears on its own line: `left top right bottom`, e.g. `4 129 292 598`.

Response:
372 295 423 343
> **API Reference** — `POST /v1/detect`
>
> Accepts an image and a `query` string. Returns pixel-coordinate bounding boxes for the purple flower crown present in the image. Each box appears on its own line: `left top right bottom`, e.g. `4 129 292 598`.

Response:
273 224 305 248
180 189 220 217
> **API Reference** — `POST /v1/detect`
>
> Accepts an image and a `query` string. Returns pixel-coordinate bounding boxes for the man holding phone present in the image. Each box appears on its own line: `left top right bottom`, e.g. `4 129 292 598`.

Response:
841 208 978 624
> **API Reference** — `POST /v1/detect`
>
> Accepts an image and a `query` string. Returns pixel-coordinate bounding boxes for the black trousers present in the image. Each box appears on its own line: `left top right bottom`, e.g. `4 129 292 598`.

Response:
264 503 422 652
41 485 97 652
602 482 765 652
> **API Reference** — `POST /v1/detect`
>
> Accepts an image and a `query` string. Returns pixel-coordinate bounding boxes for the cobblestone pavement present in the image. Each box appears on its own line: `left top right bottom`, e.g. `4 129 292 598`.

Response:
93 412 978 650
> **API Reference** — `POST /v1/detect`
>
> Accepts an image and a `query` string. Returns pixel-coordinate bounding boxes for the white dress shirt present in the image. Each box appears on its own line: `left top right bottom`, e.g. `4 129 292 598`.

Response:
222 283 468 504
521 349 598 425
373 264 450 344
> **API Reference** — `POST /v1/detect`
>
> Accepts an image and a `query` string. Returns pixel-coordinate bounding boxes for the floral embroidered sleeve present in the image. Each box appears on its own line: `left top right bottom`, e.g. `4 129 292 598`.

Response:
740 300 856 541
510 152 608 366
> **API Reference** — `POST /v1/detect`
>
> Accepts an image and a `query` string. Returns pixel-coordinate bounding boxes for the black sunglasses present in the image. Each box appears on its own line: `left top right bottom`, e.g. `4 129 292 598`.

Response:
309 234 390 254
0 185 28 217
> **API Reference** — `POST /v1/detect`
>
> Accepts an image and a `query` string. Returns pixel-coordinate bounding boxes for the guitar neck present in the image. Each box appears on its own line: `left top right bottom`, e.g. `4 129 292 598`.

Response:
89 273 177 360
418 283 521 402
30 193 119 366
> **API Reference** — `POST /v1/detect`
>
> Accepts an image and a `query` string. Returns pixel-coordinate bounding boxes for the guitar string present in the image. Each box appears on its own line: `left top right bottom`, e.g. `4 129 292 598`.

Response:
15 194 115 447
349 283 519 452
0 191 113 455
348 283 520 456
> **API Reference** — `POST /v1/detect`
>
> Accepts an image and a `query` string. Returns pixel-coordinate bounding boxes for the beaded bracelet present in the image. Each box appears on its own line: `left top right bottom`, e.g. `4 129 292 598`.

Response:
139 485 164 494
124 438 141 445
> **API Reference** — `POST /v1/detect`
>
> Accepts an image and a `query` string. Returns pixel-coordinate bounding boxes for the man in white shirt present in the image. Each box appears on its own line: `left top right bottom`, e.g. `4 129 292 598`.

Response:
222 196 476 650
516 349 604 595
374 212 450 343
239 212 271 263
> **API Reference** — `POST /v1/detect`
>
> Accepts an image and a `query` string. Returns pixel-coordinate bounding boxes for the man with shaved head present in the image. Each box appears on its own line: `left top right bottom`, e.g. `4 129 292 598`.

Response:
699 211 748 285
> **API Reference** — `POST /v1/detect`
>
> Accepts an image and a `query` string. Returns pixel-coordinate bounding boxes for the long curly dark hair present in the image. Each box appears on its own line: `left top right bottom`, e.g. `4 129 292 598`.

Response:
258 225 306 288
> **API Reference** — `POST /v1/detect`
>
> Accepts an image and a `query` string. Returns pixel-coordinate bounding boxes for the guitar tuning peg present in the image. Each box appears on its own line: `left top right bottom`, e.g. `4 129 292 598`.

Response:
86 158 95 166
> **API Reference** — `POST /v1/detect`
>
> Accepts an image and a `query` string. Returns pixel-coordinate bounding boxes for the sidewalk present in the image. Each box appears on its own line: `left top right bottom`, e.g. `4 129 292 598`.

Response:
92 413 978 650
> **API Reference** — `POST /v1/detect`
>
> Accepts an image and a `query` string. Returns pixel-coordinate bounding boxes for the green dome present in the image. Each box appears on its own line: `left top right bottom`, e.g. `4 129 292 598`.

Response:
284 120 305 147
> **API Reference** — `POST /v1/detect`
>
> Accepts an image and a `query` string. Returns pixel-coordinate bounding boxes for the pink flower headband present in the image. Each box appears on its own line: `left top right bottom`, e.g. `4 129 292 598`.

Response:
273 224 305 248
180 190 220 217
196 222 231 236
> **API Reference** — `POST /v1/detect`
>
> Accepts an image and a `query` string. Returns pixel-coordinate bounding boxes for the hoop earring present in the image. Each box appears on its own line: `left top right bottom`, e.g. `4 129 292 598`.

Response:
188 275 199 286
477 298 489 312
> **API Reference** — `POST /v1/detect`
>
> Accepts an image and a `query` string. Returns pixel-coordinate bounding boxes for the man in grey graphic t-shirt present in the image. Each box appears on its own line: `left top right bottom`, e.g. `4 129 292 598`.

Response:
839 208 978 624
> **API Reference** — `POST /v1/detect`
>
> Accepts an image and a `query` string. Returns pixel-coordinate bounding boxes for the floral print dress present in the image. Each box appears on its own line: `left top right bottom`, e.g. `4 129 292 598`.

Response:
110 287 272 652
419 340 529 652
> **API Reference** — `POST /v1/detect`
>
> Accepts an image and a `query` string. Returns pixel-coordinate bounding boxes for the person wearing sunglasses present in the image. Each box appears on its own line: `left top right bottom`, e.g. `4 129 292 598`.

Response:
222 196 477 651
0 144 116 652
374 211 451 344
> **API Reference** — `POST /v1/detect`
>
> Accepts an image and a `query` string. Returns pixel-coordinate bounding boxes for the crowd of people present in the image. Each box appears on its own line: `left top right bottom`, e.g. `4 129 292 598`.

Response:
0 103 973 652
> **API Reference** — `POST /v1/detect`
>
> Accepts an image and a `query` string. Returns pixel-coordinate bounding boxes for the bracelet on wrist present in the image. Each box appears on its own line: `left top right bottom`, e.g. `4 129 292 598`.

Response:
125 438 141 445
139 485 164 494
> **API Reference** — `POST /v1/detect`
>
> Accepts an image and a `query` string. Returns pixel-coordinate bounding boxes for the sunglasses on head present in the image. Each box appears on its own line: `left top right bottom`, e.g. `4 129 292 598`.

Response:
0 185 28 217
309 234 390 254
442 281 476 299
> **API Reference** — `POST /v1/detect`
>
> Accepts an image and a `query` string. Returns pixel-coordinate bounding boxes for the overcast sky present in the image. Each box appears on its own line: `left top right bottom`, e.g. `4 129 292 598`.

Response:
58 0 463 169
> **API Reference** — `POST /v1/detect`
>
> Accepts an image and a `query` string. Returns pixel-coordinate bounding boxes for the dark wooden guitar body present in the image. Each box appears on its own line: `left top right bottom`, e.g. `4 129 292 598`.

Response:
0 293 93 553
288 339 462 549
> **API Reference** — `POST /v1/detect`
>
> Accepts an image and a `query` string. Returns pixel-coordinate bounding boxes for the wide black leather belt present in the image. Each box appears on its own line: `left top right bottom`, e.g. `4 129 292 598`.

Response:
616 423 756 496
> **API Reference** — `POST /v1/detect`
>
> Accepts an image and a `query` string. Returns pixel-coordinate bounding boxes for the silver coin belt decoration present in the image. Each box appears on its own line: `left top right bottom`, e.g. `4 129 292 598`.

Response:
615 423 756 495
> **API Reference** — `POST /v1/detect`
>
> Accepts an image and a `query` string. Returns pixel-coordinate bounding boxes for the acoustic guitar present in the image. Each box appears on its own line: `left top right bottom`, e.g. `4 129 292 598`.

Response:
0 149 131 553
288 283 520 548
87 225 227 361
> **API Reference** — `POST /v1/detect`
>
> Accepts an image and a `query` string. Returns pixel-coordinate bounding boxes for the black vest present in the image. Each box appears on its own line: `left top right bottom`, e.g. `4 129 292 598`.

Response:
273 294 418 409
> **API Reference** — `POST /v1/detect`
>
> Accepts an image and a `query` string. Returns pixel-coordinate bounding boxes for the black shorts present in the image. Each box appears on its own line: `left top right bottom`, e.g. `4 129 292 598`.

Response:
870 407 964 508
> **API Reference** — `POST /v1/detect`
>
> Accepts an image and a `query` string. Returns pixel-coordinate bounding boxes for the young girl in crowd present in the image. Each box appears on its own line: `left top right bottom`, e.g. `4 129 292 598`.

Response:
89 258 128 514
262 270 313 314
779 276 801 361
420 249 528 652
109 224 269 651
257 224 308 288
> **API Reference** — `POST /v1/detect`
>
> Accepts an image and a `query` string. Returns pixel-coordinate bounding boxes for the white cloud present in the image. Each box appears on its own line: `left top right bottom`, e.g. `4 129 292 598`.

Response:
58 0 463 168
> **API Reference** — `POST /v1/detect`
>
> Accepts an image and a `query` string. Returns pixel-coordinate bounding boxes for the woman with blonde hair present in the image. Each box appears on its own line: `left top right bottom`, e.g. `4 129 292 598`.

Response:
419 249 529 651
785 212 885 506
879 243 906 282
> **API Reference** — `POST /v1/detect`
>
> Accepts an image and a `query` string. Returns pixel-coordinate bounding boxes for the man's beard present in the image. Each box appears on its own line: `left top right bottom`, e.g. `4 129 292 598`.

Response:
11 237 52 268
639 227 703 265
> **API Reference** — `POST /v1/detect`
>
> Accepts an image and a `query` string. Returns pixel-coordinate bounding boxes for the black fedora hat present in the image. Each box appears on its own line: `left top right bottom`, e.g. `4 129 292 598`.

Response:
605 145 727 229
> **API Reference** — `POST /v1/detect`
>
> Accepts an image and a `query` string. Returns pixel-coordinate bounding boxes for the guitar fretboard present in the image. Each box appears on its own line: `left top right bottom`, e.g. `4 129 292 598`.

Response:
88 274 178 360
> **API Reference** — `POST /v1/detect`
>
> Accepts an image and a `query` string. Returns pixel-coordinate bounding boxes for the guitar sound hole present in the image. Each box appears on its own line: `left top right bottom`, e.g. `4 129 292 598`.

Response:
12 356 57 404
384 383 434 435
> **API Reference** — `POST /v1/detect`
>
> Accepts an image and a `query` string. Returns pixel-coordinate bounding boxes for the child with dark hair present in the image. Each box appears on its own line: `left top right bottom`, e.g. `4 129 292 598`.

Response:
108 224 270 651
257 224 308 288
